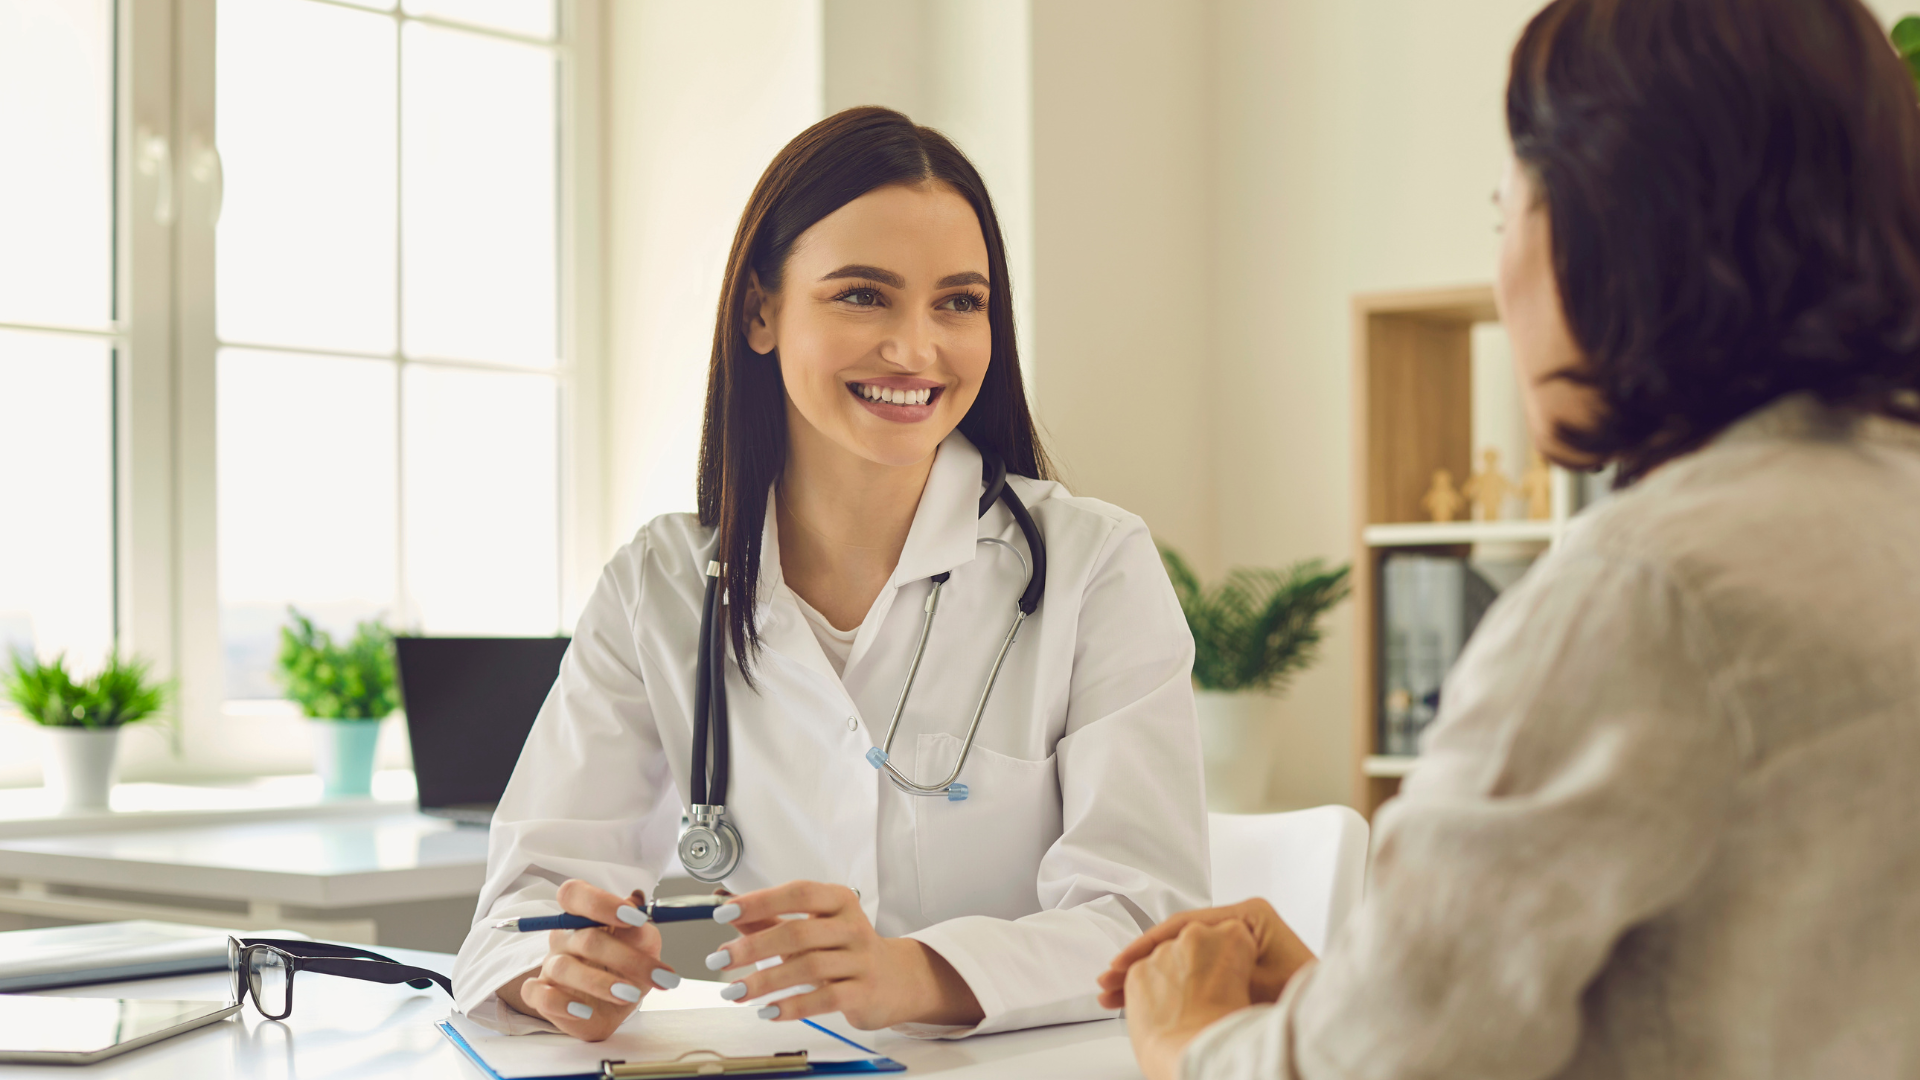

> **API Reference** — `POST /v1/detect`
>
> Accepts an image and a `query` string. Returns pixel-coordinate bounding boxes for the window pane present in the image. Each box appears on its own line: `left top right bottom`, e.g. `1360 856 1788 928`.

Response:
403 0 552 39
401 23 556 367
402 365 557 634
218 349 398 699
0 0 113 330
217 0 398 355
0 331 114 670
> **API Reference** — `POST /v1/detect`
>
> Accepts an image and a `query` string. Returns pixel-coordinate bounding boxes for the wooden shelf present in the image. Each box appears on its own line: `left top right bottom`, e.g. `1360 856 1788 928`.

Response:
1363 520 1556 547
1351 284 1577 819
1362 755 1418 778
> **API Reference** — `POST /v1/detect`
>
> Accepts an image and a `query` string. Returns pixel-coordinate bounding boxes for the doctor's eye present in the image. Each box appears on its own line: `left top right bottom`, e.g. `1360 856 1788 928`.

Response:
938 291 988 313
832 286 884 307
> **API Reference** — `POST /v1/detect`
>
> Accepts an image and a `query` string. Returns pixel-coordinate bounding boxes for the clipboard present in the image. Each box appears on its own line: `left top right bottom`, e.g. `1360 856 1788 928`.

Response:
437 1011 906 1080
598 1049 810 1077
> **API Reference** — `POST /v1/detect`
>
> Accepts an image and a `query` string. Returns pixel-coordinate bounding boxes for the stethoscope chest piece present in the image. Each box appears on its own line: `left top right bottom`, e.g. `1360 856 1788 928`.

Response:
677 804 741 883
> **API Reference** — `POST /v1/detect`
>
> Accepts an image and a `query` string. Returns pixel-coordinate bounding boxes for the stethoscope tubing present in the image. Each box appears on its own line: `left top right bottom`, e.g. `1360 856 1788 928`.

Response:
877 592 1028 795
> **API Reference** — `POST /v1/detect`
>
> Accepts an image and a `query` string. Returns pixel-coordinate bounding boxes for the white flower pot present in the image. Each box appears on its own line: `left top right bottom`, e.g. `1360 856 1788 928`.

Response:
40 727 123 812
1195 690 1267 813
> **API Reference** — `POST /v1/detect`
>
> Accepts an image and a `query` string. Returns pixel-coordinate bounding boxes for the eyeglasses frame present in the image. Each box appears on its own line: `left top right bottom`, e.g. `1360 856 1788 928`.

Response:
227 936 452 1021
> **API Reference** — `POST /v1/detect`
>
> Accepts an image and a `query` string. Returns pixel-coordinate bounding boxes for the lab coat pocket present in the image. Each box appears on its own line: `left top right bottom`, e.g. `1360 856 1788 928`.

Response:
913 733 1062 925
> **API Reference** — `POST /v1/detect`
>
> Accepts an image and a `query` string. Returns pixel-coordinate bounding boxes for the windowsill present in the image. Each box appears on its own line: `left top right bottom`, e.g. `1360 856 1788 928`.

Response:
0 769 419 840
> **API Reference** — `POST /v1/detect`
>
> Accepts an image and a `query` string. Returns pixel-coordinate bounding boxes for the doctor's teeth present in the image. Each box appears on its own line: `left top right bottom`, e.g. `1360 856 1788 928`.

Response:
857 384 931 405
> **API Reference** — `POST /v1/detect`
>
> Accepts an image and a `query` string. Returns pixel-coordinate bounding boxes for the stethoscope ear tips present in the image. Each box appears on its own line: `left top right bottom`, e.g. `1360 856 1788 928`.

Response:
946 783 969 802
865 747 888 769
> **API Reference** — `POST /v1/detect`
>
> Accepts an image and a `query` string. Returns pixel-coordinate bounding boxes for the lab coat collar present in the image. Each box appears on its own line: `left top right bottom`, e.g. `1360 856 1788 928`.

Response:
889 431 986 589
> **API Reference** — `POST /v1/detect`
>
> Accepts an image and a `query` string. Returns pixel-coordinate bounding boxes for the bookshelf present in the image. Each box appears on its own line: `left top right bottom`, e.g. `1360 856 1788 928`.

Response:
1351 285 1578 817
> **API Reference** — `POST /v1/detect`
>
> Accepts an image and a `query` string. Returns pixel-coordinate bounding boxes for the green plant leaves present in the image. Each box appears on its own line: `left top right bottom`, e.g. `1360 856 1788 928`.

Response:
2 650 171 729
1895 17 1920 96
1159 545 1352 695
276 607 398 720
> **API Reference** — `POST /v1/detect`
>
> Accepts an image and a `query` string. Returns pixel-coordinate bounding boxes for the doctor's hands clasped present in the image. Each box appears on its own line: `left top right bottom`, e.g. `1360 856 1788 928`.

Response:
498 880 679 1041
708 880 985 1031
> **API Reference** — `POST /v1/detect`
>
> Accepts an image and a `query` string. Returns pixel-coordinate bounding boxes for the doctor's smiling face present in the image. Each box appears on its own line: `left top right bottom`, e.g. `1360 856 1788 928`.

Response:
744 180 992 469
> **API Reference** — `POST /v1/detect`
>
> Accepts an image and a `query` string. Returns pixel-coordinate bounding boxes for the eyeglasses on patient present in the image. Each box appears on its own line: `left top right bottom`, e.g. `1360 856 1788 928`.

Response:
227 937 451 1020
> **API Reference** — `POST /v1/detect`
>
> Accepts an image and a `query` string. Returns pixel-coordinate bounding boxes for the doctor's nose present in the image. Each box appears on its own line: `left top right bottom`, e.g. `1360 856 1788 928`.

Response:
877 311 940 372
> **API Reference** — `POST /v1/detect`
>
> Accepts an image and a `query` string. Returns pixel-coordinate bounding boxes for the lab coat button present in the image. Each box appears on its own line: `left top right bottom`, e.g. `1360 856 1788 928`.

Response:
846 716 858 731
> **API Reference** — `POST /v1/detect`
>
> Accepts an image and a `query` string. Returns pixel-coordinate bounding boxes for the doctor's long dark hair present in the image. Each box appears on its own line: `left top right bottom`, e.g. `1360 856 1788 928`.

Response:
697 107 1050 682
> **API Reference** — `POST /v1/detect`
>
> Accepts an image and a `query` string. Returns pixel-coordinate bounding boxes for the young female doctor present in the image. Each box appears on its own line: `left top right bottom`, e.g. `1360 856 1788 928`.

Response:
451 107 1209 1041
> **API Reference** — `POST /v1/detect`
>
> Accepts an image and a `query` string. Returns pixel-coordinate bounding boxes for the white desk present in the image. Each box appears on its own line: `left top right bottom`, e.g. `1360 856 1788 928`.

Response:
3 946 1145 1079
0 813 488 947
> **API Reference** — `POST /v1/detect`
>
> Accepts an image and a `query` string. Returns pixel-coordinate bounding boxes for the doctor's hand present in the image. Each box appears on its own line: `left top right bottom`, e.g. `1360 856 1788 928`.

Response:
1097 897 1313 1010
708 880 984 1031
1121 920 1259 1080
497 880 679 1041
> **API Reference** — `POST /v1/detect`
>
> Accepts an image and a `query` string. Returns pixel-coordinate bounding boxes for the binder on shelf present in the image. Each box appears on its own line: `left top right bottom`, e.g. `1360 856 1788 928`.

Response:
1378 554 1503 757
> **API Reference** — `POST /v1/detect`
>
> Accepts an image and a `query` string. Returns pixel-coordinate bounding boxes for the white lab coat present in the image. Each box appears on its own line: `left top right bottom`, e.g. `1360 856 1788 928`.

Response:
452 431 1210 1037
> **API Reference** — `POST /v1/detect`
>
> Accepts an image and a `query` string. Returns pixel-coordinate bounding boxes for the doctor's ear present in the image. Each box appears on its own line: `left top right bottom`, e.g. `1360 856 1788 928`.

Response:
743 271 779 356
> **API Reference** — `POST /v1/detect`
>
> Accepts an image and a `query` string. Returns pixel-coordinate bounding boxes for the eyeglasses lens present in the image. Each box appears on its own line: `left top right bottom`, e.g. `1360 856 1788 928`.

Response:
248 948 291 1017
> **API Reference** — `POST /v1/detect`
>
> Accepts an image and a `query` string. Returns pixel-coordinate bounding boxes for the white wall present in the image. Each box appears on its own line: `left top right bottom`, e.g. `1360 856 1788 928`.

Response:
1027 0 1219 565
603 1 823 544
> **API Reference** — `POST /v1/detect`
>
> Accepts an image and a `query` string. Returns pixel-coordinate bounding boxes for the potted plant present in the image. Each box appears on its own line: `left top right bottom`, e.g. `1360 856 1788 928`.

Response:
1160 547 1351 811
277 608 398 797
3 651 170 812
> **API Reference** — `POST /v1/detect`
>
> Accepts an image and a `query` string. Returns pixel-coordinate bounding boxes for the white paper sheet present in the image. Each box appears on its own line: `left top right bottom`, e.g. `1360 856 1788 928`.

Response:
443 1007 880 1079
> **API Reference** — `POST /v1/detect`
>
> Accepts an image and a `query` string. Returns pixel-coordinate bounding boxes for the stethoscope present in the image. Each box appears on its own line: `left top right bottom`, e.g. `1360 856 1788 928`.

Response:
675 454 1048 884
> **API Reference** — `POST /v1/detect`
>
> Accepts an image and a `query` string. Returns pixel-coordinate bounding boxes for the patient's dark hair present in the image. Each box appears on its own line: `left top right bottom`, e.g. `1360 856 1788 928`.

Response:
1509 0 1920 481
697 107 1049 680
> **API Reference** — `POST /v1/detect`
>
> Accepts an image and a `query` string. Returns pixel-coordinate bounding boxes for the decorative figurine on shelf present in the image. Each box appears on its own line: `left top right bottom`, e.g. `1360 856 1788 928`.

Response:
1463 447 1514 521
1521 450 1553 520
1422 468 1465 523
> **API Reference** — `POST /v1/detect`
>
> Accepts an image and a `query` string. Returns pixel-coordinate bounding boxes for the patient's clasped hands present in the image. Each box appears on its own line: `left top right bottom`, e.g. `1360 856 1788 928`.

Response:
1099 898 1317 1080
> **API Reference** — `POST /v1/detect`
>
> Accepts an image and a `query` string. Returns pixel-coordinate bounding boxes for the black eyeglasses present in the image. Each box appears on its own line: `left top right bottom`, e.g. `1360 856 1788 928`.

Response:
227 937 451 1020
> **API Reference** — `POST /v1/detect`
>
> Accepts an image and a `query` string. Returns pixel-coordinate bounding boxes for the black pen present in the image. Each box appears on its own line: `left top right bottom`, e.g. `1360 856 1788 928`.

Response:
491 894 733 931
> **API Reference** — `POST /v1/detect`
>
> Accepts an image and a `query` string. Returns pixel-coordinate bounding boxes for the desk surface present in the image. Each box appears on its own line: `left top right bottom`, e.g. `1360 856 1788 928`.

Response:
3 946 1144 1079
0 814 489 907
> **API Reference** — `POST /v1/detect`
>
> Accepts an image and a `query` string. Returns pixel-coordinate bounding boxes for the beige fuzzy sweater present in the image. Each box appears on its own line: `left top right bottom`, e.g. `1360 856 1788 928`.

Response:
1185 396 1920 1080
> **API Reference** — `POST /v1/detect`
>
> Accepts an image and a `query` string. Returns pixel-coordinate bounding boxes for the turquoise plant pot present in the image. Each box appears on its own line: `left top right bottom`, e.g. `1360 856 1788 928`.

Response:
310 717 384 797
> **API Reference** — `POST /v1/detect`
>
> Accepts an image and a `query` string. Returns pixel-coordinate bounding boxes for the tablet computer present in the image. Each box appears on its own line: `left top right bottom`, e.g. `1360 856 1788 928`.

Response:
0 995 240 1064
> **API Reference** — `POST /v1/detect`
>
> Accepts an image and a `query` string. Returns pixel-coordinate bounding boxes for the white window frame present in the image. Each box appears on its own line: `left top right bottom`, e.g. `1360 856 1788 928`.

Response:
108 0 604 779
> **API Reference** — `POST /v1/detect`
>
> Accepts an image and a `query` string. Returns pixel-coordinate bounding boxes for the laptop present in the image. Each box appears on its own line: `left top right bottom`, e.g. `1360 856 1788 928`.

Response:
395 636 570 825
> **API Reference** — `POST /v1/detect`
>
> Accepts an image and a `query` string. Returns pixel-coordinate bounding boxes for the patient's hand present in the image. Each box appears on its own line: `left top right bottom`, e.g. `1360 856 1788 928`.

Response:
1097 898 1314 1010
1121 920 1259 1080
498 879 677 1041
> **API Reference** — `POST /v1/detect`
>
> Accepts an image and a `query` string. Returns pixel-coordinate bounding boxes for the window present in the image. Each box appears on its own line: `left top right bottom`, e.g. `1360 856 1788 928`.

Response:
0 0 599 778
0 0 117 674
212 0 566 700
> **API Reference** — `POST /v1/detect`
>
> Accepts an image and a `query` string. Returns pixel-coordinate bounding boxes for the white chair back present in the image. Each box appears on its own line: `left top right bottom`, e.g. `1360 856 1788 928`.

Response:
1207 806 1370 955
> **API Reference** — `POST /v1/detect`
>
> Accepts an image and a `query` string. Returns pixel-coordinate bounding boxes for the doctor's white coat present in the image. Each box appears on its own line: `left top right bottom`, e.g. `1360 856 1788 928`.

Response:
452 432 1210 1036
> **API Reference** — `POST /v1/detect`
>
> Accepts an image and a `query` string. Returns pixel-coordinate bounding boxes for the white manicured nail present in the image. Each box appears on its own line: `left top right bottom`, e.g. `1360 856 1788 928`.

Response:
705 950 731 971
720 982 747 1001
567 1001 593 1019
712 903 741 924
610 982 641 1003
757 1005 779 1020
651 968 681 990
615 905 648 927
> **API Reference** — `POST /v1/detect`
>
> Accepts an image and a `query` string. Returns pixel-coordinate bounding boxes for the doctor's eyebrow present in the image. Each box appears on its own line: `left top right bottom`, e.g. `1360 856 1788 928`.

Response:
820 265 905 287
818 265 990 290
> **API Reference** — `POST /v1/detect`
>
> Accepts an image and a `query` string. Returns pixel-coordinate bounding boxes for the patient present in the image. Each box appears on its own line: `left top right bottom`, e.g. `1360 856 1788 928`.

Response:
1100 0 1920 1076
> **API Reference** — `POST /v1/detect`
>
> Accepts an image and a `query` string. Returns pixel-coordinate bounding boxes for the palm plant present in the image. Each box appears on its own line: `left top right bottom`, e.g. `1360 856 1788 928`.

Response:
1895 17 1920 93
1160 547 1352 694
